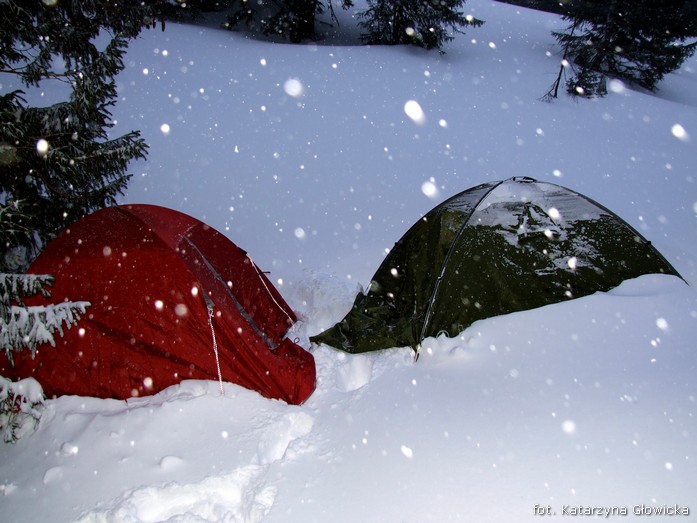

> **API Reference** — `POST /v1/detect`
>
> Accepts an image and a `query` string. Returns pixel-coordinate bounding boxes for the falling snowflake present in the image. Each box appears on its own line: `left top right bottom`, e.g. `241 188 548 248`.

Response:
404 100 426 125
671 124 690 142
284 78 304 98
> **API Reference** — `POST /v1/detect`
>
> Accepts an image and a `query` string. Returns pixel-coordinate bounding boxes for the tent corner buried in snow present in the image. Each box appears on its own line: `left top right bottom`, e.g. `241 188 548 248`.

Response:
310 177 683 354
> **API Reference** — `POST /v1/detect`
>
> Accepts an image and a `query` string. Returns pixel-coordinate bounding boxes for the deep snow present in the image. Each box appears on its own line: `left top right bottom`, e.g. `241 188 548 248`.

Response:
1 1 697 521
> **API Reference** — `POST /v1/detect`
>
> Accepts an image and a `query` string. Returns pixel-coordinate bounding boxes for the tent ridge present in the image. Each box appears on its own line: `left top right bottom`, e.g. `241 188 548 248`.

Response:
118 204 200 241
419 179 505 345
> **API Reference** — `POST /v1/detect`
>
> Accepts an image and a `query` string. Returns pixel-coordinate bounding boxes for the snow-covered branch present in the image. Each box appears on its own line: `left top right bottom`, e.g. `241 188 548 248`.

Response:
0 273 91 365
1 302 91 364
0 376 44 443
0 273 53 306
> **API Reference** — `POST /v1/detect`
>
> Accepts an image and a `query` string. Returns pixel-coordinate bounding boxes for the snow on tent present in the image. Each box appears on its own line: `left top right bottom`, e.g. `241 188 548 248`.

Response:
311 177 682 354
0 204 315 405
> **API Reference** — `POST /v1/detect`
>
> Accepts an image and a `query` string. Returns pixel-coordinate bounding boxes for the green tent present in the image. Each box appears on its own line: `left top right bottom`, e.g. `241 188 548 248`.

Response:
310 177 681 354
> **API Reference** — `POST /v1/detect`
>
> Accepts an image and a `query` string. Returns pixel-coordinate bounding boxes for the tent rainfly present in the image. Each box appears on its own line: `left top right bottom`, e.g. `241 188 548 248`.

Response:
311 177 682 354
1 204 315 405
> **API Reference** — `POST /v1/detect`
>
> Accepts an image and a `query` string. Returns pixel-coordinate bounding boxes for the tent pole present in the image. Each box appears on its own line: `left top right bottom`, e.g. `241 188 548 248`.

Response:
418 180 504 347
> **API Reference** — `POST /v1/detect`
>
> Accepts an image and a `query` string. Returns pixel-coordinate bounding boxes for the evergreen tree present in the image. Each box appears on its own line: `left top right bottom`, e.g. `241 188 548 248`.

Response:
357 0 483 51
226 0 352 43
0 171 88 442
0 200 33 271
0 0 154 269
553 0 697 97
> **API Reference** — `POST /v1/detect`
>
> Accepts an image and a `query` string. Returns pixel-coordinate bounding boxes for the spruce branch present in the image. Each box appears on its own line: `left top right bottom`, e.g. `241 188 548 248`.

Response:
0 273 90 365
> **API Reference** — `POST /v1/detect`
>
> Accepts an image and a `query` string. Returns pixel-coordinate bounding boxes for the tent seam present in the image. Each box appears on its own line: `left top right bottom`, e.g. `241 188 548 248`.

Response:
183 237 279 349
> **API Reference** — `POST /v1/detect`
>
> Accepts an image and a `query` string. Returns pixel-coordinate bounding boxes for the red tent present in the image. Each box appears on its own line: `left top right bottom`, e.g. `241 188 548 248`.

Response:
1 204 315 404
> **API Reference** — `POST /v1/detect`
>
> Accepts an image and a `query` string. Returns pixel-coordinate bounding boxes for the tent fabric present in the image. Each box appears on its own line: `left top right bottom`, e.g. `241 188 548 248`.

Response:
311 177 682 354
1 204 315 405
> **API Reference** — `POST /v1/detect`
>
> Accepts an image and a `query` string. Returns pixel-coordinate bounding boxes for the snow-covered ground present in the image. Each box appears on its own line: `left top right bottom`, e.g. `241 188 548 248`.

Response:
2 1 697 521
